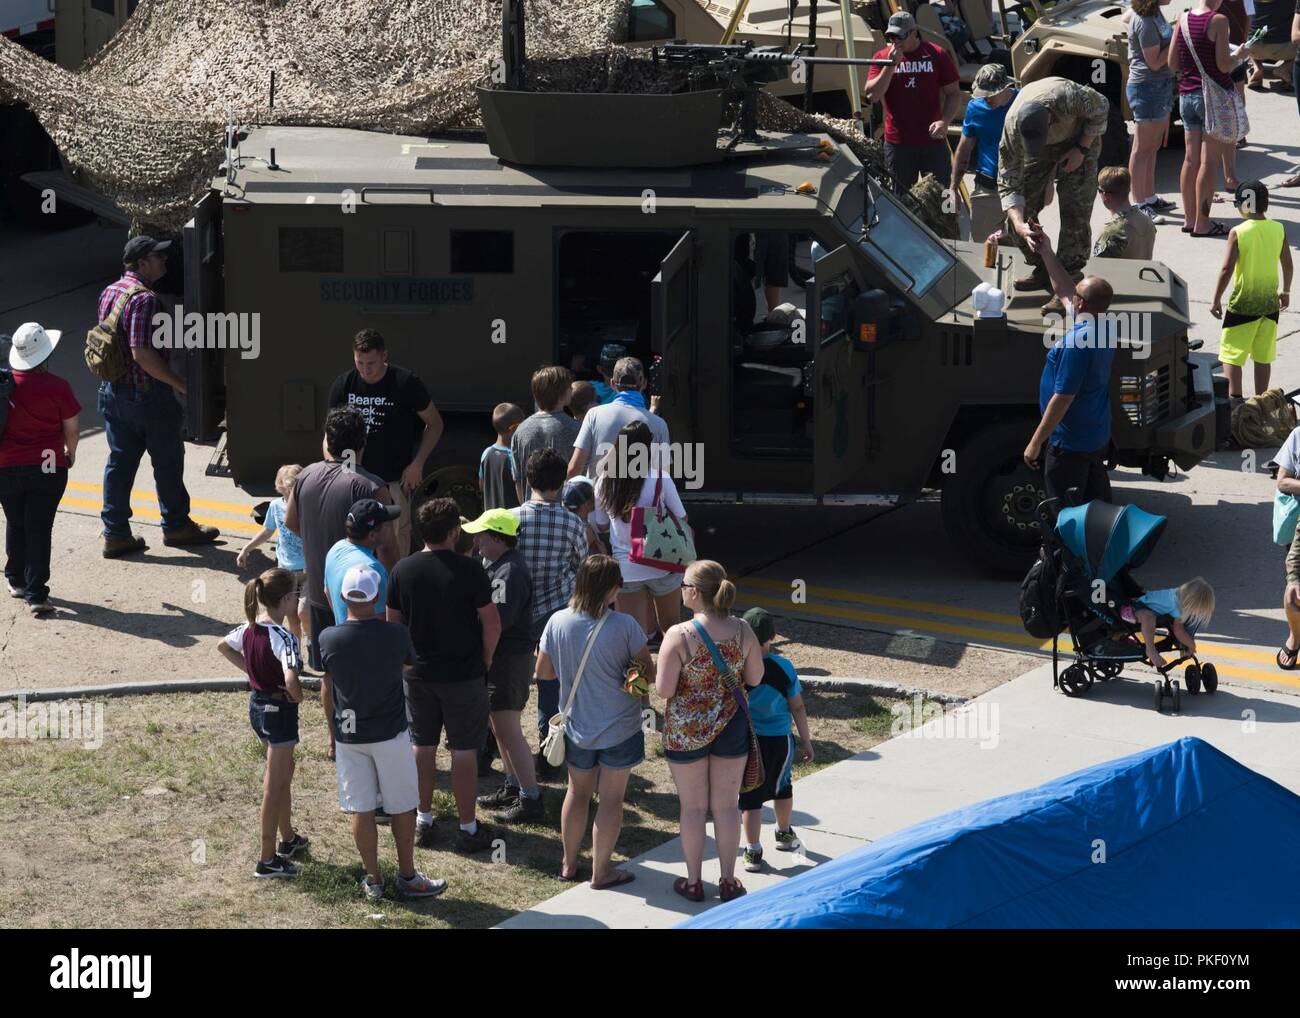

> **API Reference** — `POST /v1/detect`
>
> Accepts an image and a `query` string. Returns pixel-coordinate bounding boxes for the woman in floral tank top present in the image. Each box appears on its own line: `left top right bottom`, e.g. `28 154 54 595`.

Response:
655 560 763 903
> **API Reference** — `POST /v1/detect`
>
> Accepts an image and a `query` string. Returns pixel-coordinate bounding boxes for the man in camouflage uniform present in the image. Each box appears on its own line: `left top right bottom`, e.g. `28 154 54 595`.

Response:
998 76 1110 313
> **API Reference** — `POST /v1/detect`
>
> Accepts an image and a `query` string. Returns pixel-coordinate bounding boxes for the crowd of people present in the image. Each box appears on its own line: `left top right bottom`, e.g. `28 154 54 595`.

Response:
211 332 810 902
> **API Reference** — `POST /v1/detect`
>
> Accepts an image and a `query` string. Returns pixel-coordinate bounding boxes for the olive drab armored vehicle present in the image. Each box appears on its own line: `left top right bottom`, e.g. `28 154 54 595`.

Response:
181 6 1216 574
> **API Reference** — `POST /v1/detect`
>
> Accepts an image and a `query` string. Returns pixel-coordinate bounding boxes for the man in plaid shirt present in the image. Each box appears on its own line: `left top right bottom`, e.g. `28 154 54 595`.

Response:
512 448 587 757
96 236 218 557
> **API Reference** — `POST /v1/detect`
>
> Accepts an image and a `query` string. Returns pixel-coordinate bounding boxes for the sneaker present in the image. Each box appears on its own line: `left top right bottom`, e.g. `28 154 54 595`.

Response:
102 534 147 559
28 601 55 615
495 793 545 824
254 856 300 879
361 877 384 902
6 582 25 598
396 870 449 899
477 783 520 809
277 833 310 858
162 521 220 547
1145 196 1176 212
456 821 496 853
416 820 438 848
742 847 764 872
1139 204 1169 225
775 827 801 852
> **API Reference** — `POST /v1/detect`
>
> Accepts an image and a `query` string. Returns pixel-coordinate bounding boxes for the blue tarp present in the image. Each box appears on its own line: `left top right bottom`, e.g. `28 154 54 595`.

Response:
681 738 1300 928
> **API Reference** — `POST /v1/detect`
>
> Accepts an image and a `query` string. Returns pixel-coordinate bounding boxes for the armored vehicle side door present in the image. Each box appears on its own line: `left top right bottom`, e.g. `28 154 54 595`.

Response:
812 244 869 496
650 231 696 443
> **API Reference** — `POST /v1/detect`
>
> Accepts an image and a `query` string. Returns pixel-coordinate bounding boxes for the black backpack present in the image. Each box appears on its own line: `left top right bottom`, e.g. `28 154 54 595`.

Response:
1019 544 1064 639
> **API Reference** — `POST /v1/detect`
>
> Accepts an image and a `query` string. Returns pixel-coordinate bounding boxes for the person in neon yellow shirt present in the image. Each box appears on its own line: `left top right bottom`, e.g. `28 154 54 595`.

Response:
1210 181 1294 400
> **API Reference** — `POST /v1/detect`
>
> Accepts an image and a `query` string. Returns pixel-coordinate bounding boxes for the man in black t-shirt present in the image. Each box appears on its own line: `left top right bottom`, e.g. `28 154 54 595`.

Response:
387 497 501 853
328 329 444 554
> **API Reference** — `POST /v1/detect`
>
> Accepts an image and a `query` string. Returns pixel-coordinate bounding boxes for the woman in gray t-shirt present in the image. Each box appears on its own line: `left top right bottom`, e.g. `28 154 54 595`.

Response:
537 554 654 888
1125 0 1176 211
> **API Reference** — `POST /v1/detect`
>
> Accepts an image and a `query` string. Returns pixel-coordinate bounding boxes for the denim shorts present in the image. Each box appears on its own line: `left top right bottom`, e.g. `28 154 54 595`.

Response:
1179 90 1205 132
664 708 750 763
1126 78 1173 123
564 728 645 771
249 692 299 747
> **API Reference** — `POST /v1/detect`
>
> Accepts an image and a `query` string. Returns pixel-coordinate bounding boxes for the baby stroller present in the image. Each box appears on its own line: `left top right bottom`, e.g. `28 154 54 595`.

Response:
1030 496 1218 712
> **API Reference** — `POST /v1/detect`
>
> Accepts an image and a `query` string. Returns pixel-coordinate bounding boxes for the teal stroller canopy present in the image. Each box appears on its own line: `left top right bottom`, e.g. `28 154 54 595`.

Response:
1055 501 1167 585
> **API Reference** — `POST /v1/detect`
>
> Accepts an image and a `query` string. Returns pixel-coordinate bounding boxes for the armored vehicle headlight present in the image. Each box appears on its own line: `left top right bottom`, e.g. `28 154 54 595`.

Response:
1022 37 1039 54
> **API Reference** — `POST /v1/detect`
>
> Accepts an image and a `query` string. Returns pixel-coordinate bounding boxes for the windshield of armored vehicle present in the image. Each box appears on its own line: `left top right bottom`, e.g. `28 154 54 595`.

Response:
844 185 954 297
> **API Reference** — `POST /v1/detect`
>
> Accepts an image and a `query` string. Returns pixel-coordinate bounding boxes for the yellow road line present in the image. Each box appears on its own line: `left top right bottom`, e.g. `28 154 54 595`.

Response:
746 576 1281 667
60 495 262 536
745 575 1023 626
65 479 256 518
746 592 1300 690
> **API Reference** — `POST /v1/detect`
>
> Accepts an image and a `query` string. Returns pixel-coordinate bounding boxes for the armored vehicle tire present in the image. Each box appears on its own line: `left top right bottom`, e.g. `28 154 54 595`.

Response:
1201 662 1218 694
940 418 1044 576
408 464 482 554
1185 663 1201 694
1099 103 1131 171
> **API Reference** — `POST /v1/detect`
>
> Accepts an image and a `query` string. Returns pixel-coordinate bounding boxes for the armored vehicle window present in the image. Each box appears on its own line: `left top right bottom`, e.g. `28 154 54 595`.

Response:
627 0 675 41
451 231 514 274
856 196 954 297
278 227 344 273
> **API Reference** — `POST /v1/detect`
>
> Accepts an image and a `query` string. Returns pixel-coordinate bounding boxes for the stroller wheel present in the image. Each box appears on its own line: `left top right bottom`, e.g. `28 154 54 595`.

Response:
1184 664 1201 695
1153 679 1164 710
1171 680 1182 712
1202 662 1218 694
1059 664 1092 697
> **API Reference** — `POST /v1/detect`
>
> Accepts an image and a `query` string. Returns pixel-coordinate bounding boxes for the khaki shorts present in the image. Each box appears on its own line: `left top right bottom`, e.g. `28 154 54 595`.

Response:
334 729 419 814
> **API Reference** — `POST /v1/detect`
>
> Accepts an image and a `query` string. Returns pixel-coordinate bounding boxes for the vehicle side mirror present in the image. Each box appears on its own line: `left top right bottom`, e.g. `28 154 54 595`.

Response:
850 289 891 351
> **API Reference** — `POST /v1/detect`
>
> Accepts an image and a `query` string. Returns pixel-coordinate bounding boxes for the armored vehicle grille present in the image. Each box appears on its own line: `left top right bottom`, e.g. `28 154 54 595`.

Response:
1119 363 1171 428
939 331 972 366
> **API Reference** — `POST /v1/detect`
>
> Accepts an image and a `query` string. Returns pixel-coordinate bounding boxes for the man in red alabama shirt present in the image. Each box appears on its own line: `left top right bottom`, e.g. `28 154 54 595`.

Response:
864 11 962 195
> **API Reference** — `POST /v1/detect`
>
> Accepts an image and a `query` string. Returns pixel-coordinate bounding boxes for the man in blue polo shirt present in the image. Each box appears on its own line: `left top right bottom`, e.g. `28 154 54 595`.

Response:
1022 226 1117 506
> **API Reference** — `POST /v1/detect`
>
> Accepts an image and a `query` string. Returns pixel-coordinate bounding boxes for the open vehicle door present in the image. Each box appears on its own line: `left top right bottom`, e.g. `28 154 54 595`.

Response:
182 189 224 442
812 243 869 496
650 231 697 443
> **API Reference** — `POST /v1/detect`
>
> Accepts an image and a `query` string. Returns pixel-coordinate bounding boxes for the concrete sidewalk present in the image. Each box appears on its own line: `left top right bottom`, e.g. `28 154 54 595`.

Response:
498 662 1300 929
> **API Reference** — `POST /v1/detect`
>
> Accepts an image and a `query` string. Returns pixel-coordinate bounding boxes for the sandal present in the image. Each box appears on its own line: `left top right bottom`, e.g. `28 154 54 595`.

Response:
1279 174 1300 188
1278 644 1299 671
590 869 635 891
1193 222 1228 237
673 877 705 902
719 876 747 902
557 864 584 882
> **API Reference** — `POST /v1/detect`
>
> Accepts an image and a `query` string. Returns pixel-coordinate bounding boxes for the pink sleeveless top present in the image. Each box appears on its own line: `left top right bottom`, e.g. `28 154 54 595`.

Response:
1177 9 1233 94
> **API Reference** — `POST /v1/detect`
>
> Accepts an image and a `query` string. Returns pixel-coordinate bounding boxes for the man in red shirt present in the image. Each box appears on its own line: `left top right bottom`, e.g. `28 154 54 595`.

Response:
864 11 962 195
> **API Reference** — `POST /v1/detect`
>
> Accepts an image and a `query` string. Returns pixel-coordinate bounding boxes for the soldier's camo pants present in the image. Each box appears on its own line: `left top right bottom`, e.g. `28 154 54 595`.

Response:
1016 142 1100 276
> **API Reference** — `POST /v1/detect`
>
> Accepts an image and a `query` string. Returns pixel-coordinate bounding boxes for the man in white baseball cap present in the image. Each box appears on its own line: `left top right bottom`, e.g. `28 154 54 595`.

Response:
0 322 80 614
317 564 449 901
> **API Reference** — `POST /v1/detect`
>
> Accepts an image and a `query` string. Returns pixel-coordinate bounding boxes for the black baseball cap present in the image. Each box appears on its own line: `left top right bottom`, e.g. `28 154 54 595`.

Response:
123 235 171 265
346 497 400 536
1017 101 1051 156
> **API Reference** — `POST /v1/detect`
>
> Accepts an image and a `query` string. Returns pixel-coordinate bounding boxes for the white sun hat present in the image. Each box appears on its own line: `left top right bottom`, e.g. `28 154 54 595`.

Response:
8 322 63 371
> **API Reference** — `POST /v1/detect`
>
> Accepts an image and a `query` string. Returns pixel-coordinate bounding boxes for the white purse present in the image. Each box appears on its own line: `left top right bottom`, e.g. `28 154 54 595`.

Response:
1181 12 1249 144
539 612 610 767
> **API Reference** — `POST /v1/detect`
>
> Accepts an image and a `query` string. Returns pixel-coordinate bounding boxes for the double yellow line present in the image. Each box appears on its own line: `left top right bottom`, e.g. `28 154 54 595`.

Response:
743 576 1300 691
60 480 264 536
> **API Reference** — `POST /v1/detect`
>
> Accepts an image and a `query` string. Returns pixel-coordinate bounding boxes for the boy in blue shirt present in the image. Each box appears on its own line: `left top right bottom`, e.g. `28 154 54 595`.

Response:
951 63 1019 244
739 608 814 872
323 499 399 624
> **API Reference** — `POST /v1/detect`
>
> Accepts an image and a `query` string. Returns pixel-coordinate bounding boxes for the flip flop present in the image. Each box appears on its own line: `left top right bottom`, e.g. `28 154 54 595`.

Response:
557 866 584 882
1278 645 1299 671
1193 222 1229 237
590 869 636 891
1279 175 1300 188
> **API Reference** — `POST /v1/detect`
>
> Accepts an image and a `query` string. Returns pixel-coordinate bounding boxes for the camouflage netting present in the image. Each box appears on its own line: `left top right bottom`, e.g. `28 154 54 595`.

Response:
0 0 953 237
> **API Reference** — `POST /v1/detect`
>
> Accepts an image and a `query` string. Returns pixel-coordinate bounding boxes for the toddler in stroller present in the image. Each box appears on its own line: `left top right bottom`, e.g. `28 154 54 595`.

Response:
1032 496 1221 710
